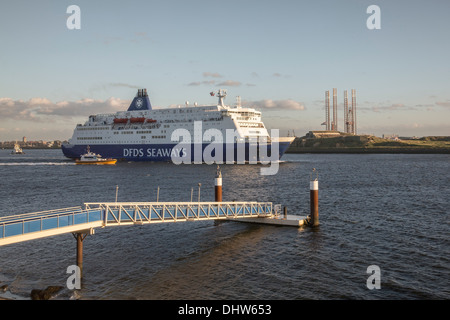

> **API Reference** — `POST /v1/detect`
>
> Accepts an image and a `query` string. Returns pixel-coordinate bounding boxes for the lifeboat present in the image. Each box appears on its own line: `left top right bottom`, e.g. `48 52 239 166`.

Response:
113 118 128 124
130 117 146 123
146 119 157 123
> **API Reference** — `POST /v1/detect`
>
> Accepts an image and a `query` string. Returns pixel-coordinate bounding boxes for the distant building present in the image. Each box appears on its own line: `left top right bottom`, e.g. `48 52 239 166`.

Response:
305 131 343 139
382 134 399 140
23 136 27 143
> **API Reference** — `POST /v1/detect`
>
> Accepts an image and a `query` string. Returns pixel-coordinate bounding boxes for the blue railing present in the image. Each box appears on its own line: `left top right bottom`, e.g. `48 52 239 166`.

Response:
0 208 103 239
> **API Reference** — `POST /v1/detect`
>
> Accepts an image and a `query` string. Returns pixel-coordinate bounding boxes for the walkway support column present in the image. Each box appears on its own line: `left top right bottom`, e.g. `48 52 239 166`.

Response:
72 229 94 279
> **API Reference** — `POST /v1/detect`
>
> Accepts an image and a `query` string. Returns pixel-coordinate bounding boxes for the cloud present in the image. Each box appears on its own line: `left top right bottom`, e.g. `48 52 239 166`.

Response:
203 72 223 78
188 80 216 86
29 97 53 106
436 100 450 108
87 82 141 95
272 73 291 78
188 79 256 87
216 80 242 87
109 82 140 89
372 103 405 112
245 99 305 111
0 97 130 121
357 102 418 113
187 77 243 87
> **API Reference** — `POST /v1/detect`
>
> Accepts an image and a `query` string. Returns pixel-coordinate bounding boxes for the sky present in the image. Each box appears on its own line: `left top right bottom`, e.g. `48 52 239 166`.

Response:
0 0 449 141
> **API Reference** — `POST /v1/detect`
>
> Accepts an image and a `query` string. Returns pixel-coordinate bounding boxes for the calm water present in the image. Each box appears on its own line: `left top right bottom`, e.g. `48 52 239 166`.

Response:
0 149 448 300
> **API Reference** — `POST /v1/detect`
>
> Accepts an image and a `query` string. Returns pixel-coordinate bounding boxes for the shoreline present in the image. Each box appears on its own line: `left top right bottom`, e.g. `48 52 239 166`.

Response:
286 147 450 154
286 134 450 154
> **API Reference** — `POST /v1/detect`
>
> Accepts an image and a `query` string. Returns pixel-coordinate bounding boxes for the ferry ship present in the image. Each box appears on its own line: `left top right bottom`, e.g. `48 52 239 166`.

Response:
62 89 295 162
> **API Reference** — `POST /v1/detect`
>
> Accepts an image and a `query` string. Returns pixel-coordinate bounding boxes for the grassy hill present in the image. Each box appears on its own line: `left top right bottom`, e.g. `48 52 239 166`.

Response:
287 134 450 153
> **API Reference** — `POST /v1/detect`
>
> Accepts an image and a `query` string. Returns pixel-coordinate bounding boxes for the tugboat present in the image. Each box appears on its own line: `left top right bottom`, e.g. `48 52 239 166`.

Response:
75 146 117 165
11 143 25 154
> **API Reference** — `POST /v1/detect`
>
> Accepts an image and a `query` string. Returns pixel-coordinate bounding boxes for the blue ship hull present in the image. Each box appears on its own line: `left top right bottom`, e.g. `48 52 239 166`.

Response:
62 142 292 162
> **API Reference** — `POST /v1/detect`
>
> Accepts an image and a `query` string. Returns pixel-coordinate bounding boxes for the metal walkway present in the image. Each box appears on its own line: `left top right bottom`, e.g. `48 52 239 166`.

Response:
0 202 273 246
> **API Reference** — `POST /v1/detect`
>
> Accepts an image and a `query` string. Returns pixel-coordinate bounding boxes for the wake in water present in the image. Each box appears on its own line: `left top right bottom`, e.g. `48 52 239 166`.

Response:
280 159 310 163
0 162 75 166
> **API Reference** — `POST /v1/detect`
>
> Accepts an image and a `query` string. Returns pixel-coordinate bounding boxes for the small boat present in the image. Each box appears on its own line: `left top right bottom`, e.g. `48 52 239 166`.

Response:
75 146 117 165
11 143 25 154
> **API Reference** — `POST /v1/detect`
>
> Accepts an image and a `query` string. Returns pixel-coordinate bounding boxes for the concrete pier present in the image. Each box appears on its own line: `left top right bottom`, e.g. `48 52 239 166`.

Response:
230 214 306 227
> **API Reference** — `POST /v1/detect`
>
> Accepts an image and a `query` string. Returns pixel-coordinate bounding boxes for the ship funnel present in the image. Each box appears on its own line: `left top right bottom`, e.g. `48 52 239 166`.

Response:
128 88 152 111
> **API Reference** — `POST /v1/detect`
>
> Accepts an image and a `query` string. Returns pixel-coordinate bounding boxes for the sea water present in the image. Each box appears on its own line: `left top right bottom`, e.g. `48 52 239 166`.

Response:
0 149 448 299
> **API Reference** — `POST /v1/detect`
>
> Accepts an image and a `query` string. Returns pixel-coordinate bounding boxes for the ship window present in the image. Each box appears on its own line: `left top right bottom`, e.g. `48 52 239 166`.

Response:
77 137 102 140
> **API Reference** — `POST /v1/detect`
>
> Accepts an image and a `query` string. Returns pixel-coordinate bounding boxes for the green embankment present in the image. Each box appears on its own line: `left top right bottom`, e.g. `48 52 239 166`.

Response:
286 135 450 153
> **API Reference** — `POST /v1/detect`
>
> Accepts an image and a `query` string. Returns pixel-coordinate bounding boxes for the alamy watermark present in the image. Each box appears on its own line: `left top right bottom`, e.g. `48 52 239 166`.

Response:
63 3 381 176
367 5 381 30
170 121 280 176
66 265 81 290
65 264 383 291
66 5 81 30
67 4 380 31
366 265 381 290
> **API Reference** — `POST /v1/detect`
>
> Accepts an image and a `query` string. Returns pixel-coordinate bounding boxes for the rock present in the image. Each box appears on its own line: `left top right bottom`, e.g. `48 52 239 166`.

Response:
30 286 64 300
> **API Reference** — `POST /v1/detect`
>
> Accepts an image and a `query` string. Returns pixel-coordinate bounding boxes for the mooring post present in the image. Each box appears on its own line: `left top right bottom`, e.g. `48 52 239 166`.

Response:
310 169 319 227
215 166 222 202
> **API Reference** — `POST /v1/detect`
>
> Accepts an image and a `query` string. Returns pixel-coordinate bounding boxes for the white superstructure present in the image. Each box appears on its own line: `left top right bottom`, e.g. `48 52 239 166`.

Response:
68 89 269 146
